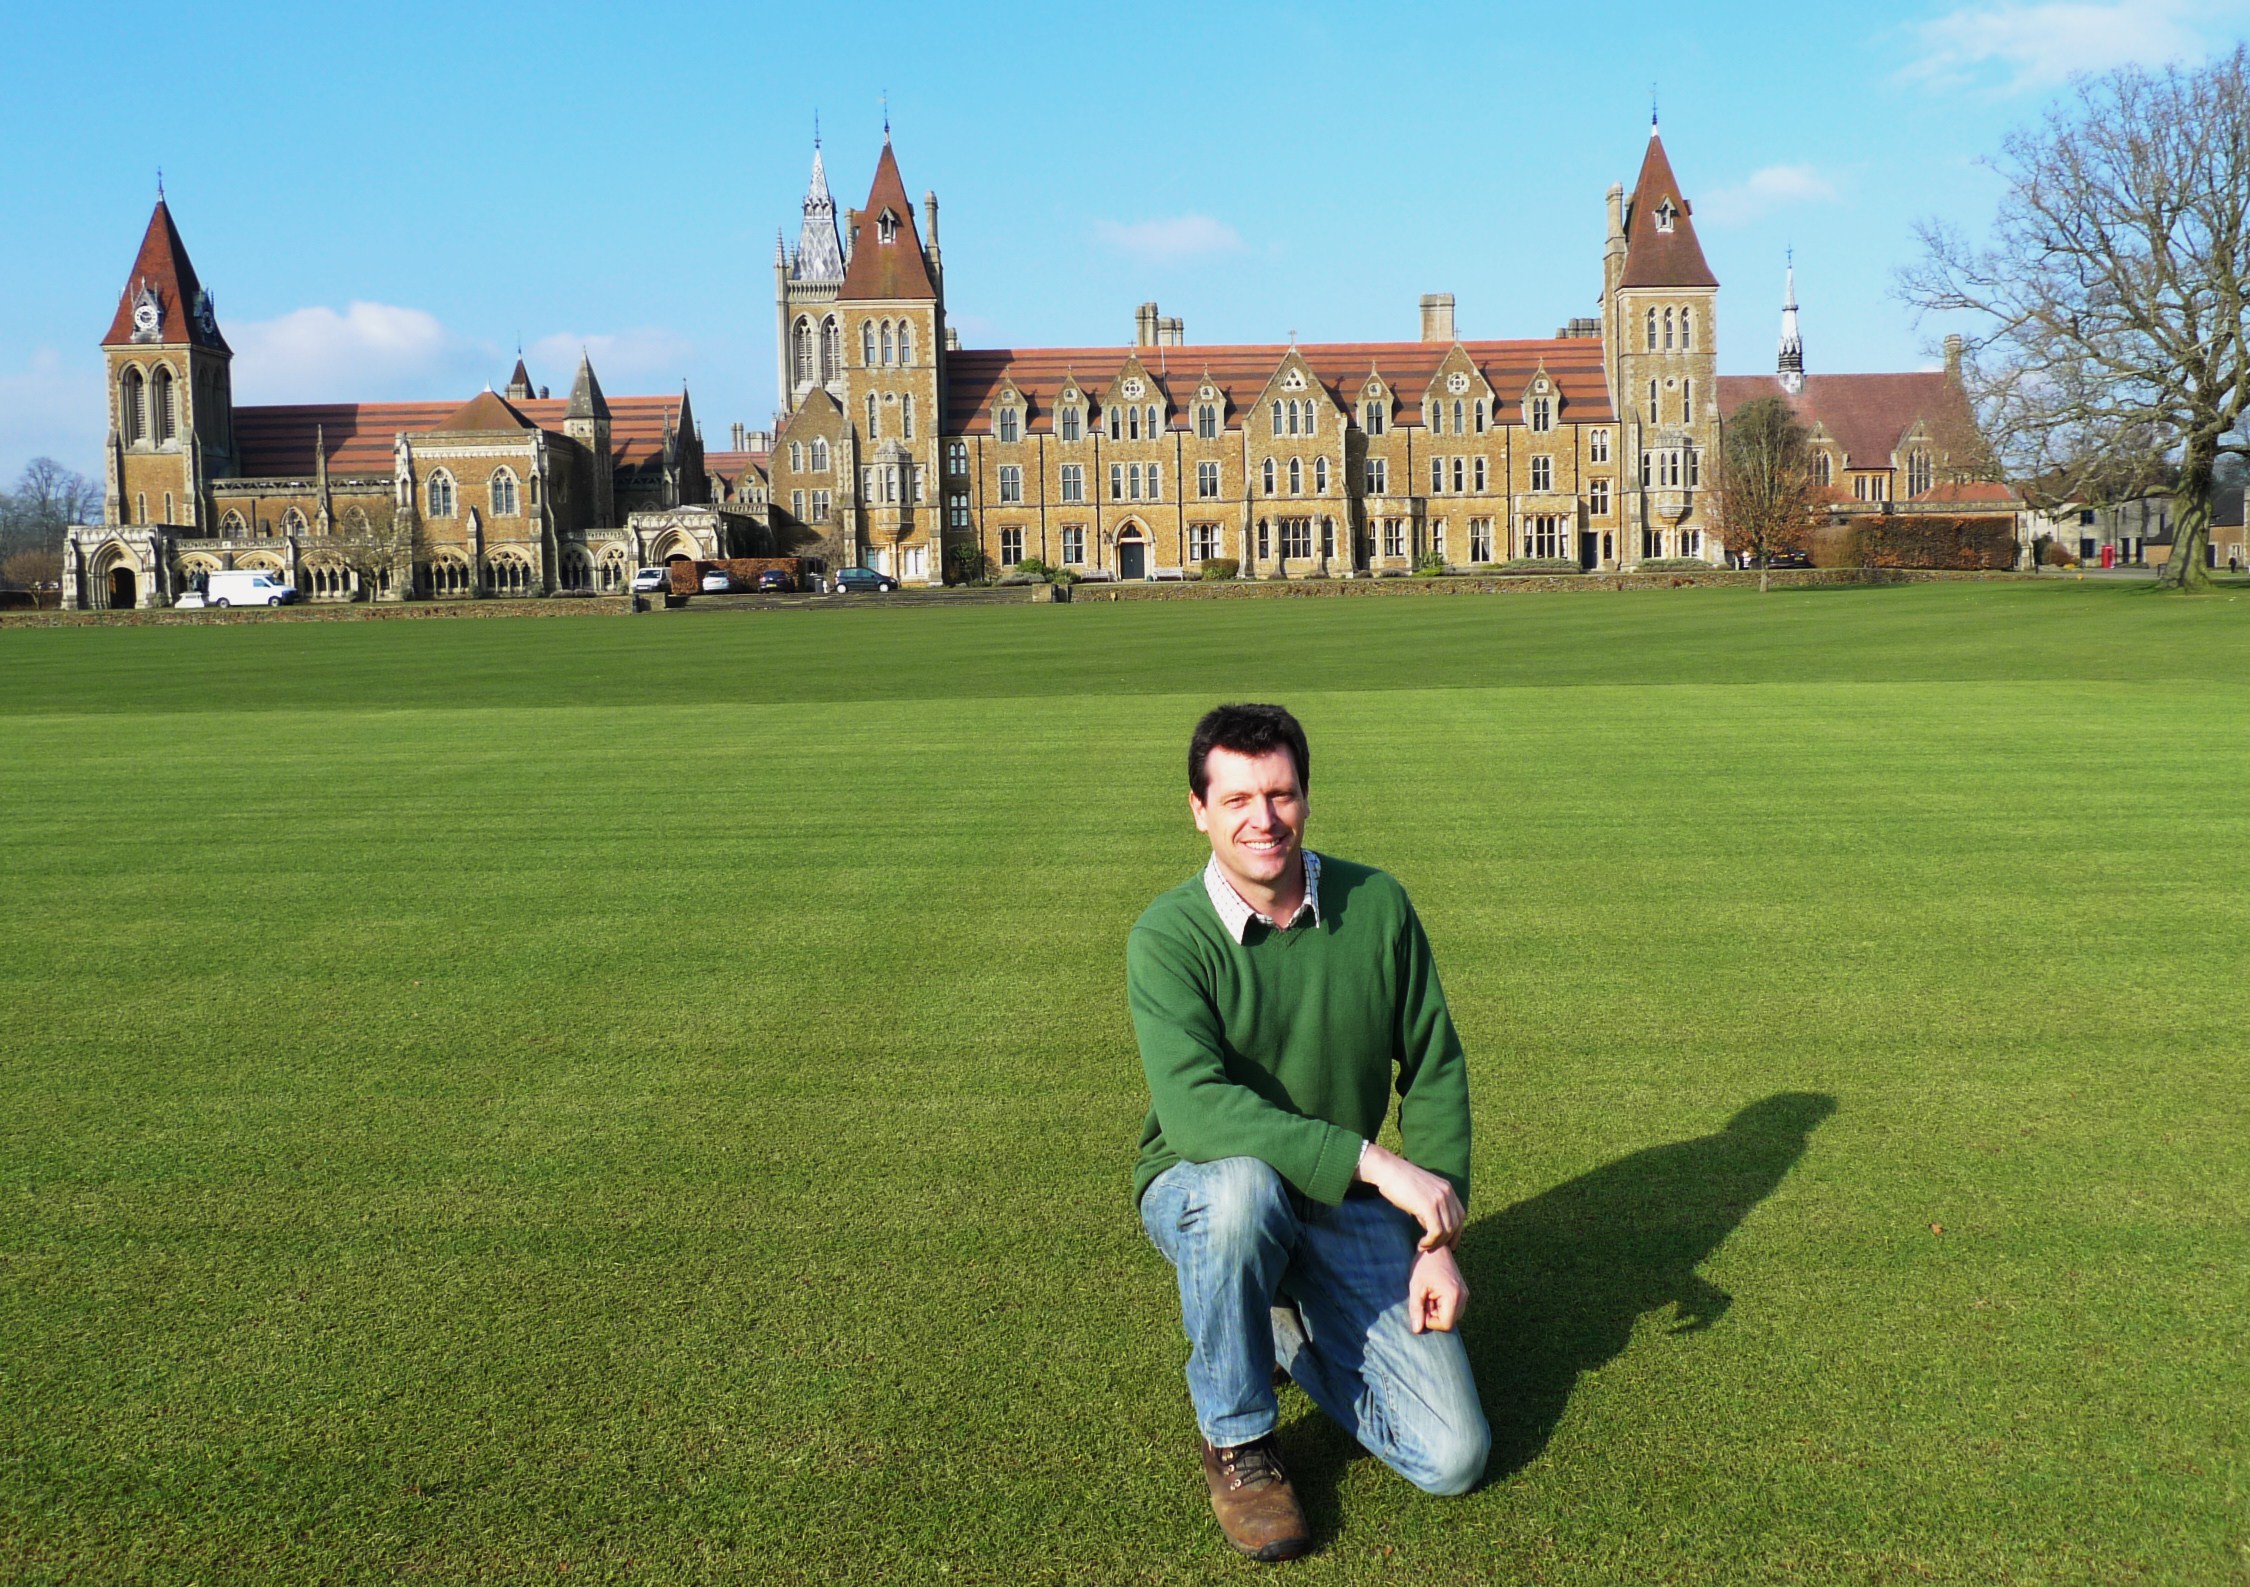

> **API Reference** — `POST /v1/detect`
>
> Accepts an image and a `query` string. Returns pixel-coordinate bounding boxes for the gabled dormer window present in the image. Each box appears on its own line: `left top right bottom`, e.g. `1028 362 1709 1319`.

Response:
1059 401 1082 443
1196 402 1218 439
877 209 897 244
1655 197 1678 233
1362 387 1386 435
996 403 1021 444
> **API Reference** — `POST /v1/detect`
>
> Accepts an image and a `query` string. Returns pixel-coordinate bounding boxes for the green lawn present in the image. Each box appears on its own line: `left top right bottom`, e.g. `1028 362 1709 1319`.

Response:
2 581 2245 1585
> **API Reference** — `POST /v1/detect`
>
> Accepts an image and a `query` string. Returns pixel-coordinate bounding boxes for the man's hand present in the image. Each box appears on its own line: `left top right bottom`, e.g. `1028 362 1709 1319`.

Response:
1408 1246 1468 1334
1355 1142 1464 1251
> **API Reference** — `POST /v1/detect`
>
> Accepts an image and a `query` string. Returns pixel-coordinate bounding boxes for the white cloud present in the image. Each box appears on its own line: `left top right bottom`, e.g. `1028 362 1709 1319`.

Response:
1899 0 2217 92
230 301 488 404
1698 164 1840 227
1092 214 1246 264
528 327 694 388
0 347 105 482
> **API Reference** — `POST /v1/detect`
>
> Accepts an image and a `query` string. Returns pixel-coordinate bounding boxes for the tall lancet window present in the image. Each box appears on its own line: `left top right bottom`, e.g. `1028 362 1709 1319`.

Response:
793 318 815 387
820 318 841 384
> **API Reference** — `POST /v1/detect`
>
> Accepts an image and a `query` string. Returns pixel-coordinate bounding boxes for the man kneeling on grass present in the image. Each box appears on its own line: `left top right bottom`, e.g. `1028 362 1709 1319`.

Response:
1129 703 1489 1562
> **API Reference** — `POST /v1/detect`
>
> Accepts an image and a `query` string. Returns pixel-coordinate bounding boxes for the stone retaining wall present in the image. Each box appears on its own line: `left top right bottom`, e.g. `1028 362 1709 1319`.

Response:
0 597 632 629
1074 568 2030 600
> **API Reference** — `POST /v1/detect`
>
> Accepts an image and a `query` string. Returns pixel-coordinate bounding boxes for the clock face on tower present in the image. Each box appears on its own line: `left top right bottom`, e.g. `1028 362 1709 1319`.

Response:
133 300 159 334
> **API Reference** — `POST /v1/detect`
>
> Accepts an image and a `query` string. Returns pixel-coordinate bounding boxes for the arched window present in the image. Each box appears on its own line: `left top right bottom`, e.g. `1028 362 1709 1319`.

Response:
221 509 246 537
490 469 519 516
1315 457 1329 493
427 471 456 517
1452 399 1464 435
561 547 593 590
120 367 146 446
1664 307 1675 351
1682 308 1695 350
866 394 879 439
1288 457 1303 494
861 322 877 366
880 323 893 365
1128 406 1141 441
1146 405 1160 436
486 552 533 597
820 317 841 383
902 393 915 440
898 324 912 366
152 366 177 444
793 318 815 386
1302 403 1315 436
280 507 308 535
1198 403 1218 439
1261 458 1276 494
789 440 803 470
810 438 829 471
1645 307 1658 351
1815 452 1833 486
1270 401 1283 437
429 555 472 597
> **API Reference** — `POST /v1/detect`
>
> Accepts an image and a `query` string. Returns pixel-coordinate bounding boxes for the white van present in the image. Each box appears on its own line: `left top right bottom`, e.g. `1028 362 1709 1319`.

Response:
204 570 300 608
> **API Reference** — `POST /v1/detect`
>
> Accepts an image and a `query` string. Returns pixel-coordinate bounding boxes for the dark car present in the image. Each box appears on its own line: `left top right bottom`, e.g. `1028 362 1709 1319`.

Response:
1762 549 1813 569
830 567 900 594
756 568 796 592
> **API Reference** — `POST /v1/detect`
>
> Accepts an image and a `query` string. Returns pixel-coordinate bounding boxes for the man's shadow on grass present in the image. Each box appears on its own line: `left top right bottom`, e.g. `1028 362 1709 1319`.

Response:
1281 1091 1836 1519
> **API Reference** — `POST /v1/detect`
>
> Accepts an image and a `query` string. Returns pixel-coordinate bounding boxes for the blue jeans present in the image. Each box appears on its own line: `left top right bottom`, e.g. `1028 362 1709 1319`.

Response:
1140 1156 1491 1496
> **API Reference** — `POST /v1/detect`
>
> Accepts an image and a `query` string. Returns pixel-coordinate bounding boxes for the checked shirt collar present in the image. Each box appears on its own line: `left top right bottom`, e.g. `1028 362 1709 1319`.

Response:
1203 849 1323 944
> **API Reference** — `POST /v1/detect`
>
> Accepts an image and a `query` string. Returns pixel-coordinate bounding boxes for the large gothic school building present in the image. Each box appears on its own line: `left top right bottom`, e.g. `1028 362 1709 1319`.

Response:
65 123 1996 607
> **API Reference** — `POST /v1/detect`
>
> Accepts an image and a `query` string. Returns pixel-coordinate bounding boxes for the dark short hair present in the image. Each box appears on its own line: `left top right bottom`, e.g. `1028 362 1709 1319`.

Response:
1189 703 1310 801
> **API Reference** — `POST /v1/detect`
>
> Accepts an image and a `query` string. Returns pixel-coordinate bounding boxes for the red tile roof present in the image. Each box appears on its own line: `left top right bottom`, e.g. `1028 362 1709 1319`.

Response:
705 449 769 481
1718 372 1970 469
231 393 689 477
430 390 532 432
104 199 230 352
1913 479 2020 505
837 142 939 302
945 339 1614 436
1618 131 1717 290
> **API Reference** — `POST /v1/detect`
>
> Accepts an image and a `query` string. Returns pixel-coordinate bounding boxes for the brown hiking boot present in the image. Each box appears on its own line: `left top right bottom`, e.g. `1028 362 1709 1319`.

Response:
1202 1436 1312 1562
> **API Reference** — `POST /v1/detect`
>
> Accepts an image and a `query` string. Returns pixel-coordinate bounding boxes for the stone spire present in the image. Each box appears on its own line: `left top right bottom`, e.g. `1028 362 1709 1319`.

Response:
1777 252 1804 395
792 136 846 284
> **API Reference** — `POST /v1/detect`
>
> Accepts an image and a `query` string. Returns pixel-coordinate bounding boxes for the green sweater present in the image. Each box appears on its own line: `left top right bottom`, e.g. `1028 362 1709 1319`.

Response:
1127 855 1471 1209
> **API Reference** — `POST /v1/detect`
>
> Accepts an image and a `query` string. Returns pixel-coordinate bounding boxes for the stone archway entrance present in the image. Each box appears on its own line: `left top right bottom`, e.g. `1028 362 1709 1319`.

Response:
1116 528 1148 581
107 565 137 609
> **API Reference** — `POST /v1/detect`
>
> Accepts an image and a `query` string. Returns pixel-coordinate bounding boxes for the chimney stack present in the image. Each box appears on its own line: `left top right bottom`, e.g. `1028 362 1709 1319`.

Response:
1420 293 1456 343
1943 334 1965 381
1135 302 1160 347
1159 316 1184 347
730 422 746 451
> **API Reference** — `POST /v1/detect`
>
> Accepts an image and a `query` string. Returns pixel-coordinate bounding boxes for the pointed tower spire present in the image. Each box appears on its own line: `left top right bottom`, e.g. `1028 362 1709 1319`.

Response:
565 350 610 420
838 141 938 302
1777 251 1805 395
105 196 229 351
1618 124 1717 289
505 352 535 401
792 137 846 284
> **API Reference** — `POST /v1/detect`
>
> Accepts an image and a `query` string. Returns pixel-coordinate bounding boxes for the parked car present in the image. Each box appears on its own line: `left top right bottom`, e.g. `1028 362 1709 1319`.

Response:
204 569 299 607
700 570 735 593
1763 549 1813 569
830 566 900 593
173 589 208 609
756 568 796 592
631 566 670 594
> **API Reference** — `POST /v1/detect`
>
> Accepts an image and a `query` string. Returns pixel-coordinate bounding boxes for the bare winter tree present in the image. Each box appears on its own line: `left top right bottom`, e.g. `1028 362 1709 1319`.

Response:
1900 45 2250 591
335 501 425 602
1712 396 1817 593
0 458 103 559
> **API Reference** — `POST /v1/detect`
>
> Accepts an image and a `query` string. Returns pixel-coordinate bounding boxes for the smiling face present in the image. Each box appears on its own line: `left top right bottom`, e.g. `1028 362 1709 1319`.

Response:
1190 745 1308 906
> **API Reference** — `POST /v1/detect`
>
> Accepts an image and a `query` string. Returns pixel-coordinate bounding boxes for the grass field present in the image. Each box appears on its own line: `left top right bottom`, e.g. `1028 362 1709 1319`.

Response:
2 581 2246 1585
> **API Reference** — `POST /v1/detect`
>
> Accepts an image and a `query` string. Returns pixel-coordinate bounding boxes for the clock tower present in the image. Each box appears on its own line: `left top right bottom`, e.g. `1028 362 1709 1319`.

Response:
101 194 234 531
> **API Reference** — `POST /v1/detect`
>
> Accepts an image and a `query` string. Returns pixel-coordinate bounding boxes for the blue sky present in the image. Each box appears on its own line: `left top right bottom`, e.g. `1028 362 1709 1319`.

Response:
3 0 2246 480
